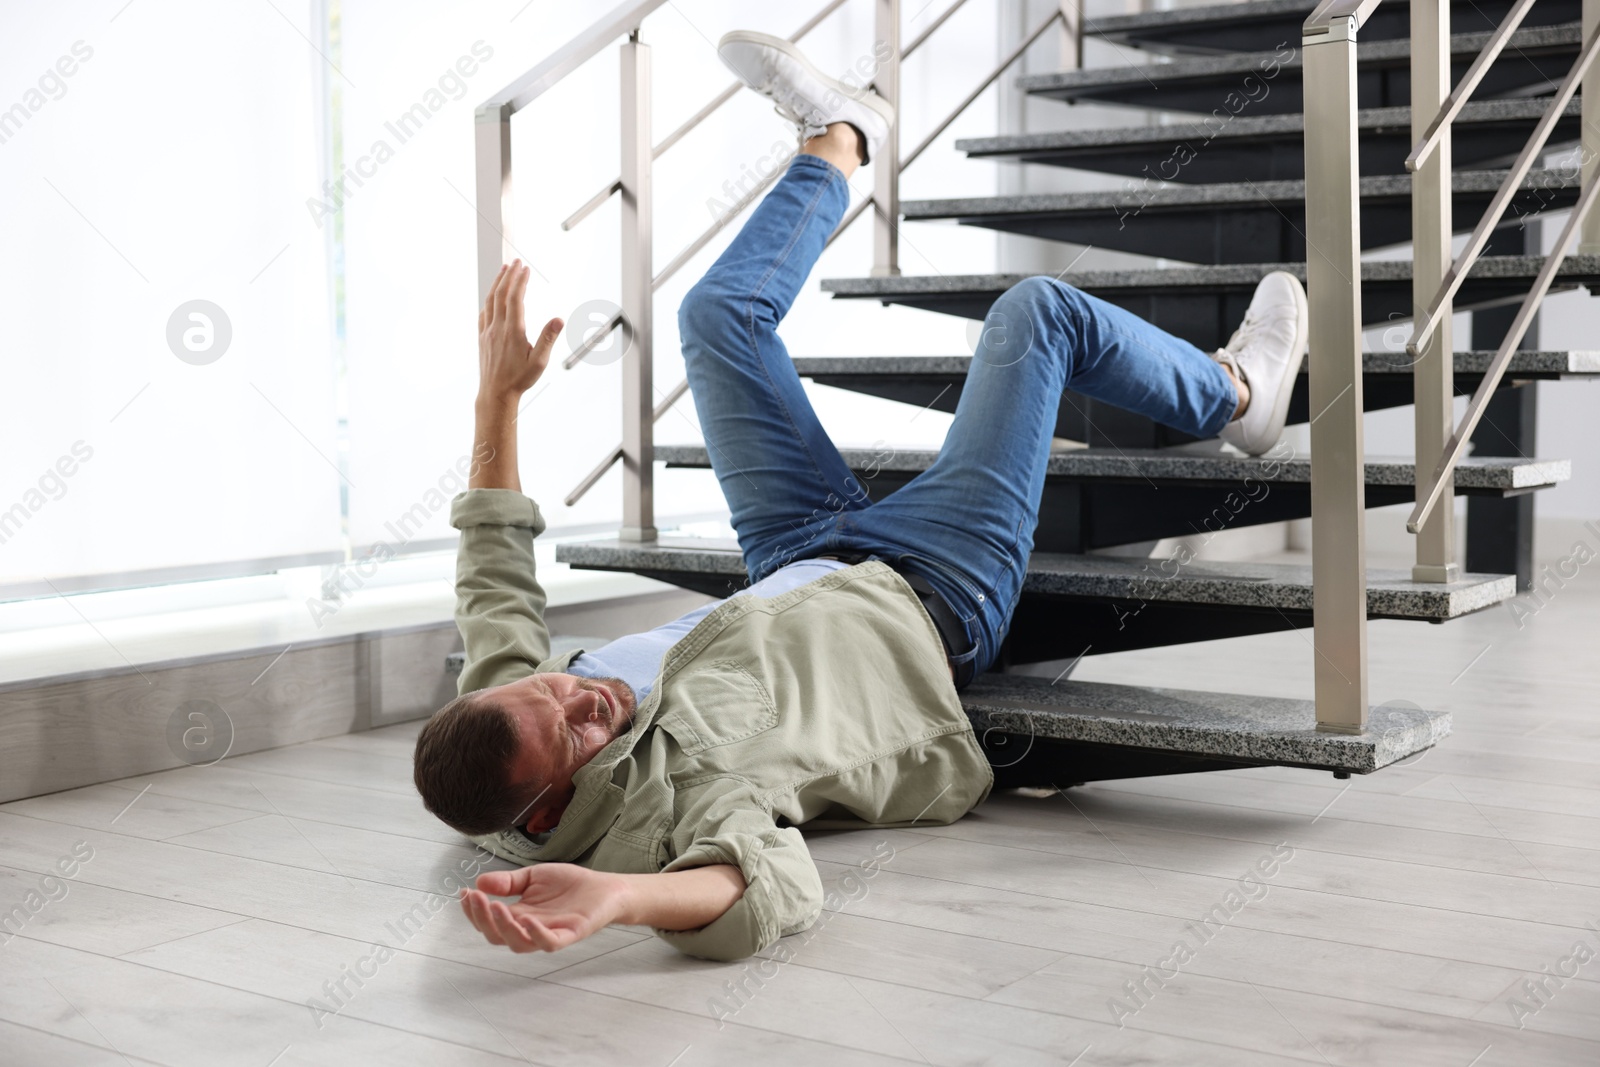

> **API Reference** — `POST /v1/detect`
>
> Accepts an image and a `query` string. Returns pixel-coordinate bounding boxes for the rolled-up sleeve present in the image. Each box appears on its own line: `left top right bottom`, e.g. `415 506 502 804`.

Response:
655 781 823 962
450 489 552 695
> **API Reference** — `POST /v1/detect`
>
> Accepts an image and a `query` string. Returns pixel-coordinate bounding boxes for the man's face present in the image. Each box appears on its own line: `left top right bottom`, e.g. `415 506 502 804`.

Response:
489 672 638 834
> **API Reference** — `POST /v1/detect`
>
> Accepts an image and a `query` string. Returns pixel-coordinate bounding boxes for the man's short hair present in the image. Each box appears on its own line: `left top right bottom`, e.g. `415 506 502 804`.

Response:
413 691 545 836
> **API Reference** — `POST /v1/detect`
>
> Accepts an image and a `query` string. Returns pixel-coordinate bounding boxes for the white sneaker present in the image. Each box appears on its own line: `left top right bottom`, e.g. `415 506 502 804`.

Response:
1215 270 1309 457
717 30 895 165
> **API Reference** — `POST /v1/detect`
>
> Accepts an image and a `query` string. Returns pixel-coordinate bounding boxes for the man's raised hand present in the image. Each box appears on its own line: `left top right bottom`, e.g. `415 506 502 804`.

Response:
478 260 563 402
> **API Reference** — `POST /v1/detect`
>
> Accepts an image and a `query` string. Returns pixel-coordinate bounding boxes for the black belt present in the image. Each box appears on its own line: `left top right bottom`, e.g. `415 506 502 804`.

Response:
821 553 976 689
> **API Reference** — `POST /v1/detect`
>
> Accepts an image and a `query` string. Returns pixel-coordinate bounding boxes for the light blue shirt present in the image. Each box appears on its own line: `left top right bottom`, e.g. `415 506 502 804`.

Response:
567 557 848 700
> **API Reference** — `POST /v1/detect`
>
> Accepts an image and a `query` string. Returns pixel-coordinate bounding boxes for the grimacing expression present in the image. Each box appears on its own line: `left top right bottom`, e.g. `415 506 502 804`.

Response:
491 672 637 833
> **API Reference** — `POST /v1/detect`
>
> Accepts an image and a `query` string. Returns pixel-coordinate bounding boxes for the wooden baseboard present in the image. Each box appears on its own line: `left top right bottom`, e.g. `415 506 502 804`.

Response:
0 588 712 804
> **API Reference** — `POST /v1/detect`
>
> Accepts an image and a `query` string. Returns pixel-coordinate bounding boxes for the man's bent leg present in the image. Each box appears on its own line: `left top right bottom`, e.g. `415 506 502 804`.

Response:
679 155 865 582
846 276 1238 675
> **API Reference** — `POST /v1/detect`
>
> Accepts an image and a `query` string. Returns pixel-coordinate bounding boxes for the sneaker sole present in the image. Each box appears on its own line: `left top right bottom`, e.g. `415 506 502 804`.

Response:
717 30 896 133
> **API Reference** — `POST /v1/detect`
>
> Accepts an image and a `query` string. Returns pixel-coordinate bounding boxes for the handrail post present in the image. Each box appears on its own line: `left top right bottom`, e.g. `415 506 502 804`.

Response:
620 30 657 541
1302 12 1370 734
1584 0 1600 252
1059 0 1082 70
1411 0 1458 583
873 0 901 276
474 103 513 304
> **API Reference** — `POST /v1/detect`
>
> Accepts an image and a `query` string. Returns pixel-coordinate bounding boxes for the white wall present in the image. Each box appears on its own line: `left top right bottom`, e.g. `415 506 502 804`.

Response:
0 0 342 598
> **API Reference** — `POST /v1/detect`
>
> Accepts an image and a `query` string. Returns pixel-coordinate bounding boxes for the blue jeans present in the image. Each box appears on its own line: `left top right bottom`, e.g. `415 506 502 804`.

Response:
678 155 1237 681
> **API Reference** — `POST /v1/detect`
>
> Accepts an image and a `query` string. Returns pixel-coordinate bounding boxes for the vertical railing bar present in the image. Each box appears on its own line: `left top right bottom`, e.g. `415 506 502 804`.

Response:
1302 11 1370 733
619 30 656 541
473 104 513 304
1059 0 1083 72
1411 0 1458 584
873 0 901 276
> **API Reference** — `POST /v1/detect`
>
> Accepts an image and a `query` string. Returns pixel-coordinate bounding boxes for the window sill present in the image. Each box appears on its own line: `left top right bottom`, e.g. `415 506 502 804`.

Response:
0 549 666 693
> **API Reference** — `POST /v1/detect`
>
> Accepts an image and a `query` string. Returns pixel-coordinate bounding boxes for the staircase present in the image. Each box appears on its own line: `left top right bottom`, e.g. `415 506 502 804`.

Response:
476 0 1599 784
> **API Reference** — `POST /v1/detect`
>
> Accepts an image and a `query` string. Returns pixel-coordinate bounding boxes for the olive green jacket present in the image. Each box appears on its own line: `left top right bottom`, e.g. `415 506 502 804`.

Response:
448 488 993 961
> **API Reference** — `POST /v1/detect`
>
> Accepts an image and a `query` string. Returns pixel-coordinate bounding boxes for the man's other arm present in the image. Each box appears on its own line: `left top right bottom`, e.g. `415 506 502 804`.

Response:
458 780 826 962
459 862 748 954
452 261 567 694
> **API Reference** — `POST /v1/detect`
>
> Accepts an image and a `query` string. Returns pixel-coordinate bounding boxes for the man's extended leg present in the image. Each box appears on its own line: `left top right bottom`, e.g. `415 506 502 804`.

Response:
678 139 867 583
843 276 1273 678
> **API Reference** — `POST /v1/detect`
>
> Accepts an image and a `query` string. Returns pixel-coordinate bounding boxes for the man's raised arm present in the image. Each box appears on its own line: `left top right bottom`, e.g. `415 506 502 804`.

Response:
451 261 566 694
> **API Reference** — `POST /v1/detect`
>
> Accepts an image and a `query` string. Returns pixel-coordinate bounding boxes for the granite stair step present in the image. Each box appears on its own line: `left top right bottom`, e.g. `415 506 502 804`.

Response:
789 351 1600 445
1085 0 1578 57
960 674 1449 777
654 444 1568 552
657 443 1567 493
440 653 1450 777
820 256 1600 351
554 538 1515 661
901 169 1580 265
1019 22 1580 114
954 100 1582 183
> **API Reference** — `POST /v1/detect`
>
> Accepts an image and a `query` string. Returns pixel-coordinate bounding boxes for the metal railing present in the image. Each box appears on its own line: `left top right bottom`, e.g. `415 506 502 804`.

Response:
1301 0 1600 732
474 0 1080 538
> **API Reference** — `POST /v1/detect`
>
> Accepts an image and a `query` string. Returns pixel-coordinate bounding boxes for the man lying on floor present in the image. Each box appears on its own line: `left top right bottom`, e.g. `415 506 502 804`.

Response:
412 30 1308 962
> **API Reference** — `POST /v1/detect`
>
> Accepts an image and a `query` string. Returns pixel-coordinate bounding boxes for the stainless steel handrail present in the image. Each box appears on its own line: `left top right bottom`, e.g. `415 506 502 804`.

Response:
1405 0 1539 172
1303 0 1385 36
1407 23 1600 357
477 0 671 115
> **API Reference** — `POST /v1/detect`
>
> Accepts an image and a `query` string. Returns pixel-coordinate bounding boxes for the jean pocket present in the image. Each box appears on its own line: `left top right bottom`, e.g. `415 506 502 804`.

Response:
892 551 986 626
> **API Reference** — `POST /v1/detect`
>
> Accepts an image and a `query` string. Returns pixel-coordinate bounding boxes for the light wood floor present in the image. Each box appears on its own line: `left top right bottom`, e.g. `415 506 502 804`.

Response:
3 550 1598 1066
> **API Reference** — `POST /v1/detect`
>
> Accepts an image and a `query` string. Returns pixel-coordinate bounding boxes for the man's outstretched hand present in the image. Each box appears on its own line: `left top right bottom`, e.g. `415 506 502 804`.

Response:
460 864 628 953
460 861 748 953
478 259 563 403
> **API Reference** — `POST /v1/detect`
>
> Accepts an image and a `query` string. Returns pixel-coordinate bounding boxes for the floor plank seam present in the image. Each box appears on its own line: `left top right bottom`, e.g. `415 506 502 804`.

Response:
0 812 491 900
0 1015 178 1067
809 858 1600 972
1083 782 1600 850
933 808 1600 889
